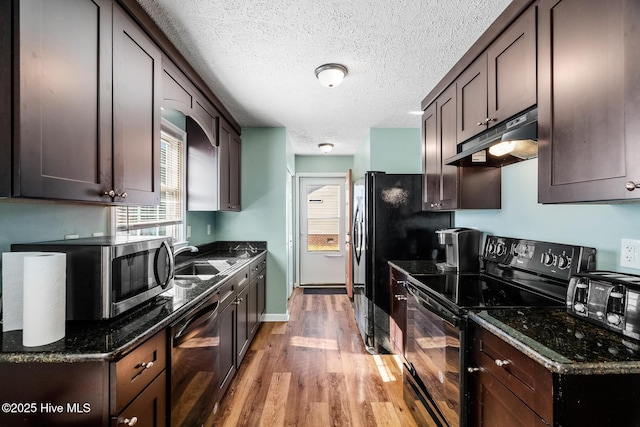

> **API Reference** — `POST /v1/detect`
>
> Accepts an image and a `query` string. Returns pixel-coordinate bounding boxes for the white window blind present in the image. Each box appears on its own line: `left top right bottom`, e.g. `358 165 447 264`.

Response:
115 123 185 241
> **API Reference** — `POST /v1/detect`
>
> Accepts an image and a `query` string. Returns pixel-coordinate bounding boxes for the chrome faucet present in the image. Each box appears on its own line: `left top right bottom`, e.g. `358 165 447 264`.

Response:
173 245 199 256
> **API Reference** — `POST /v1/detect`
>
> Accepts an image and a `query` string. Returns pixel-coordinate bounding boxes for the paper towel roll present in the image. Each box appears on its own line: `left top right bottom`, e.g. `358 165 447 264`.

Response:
2 252 50 332
22 253 66 347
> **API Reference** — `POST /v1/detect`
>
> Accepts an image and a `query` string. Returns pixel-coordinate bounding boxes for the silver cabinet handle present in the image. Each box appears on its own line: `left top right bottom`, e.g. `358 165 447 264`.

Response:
395 294 407 301
103 190 127 199
258 275 265 280
494 359 510 367
119 417 138 426
626 181 640 191
137 361 154 370
467 367 480 373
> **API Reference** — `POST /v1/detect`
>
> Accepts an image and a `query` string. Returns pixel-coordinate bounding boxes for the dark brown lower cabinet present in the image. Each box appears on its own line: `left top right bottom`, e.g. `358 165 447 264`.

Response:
114 371 166 427
470 324 640 426
389 267 408 356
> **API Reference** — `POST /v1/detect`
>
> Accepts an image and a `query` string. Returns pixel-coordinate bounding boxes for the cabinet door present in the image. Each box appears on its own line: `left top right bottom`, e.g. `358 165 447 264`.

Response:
218 119 232 210
389 268 407 356
249 278 259 337
422 102 439 210
218 300 237 396
538 0 640 202
472 369 548 427
236 283 250 365
438 85 459 210
228 130 241 210
161 59 193 115
257 271 266 317
112 4 161 205
456 54 488 144
16 0 113 202
218 118 241 211
186 116 219 211
487 5 536 125
114 371 167 427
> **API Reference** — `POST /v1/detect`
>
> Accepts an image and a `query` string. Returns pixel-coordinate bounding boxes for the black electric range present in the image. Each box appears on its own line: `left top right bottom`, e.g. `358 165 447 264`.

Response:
399 236 597 427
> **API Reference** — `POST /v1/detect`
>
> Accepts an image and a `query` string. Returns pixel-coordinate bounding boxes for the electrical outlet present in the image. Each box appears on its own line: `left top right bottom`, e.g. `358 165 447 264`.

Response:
186 226 192 239
207 224 211 235
621 239 640 269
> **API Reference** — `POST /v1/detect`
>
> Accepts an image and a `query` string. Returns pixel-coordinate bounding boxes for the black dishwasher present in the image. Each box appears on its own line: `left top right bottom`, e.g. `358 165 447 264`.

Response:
170 290 221 426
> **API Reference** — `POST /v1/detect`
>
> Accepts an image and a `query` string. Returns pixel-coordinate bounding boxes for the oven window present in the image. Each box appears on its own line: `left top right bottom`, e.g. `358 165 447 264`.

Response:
406 300 461 426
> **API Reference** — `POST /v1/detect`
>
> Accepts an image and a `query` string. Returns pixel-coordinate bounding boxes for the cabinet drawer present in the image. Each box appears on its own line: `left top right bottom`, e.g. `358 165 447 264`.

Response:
473 326 553 421
112 329 167 414
113 370 166 427
249 253 266 281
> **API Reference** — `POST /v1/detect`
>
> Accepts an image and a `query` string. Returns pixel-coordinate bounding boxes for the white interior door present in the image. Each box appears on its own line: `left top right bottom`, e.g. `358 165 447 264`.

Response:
299 176 346 285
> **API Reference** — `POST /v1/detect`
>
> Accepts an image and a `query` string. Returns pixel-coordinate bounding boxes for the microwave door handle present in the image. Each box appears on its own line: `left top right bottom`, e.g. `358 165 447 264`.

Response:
155 241 175 288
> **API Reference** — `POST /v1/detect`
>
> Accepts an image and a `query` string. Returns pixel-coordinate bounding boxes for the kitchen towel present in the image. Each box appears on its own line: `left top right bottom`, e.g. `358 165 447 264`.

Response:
2 252 67 346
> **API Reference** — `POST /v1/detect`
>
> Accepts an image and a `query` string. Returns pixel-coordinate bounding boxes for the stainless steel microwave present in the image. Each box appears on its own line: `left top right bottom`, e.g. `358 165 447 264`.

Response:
12 236 175 320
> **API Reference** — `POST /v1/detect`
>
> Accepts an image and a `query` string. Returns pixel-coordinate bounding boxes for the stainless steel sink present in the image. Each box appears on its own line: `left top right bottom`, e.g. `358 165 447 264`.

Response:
174 262 220 277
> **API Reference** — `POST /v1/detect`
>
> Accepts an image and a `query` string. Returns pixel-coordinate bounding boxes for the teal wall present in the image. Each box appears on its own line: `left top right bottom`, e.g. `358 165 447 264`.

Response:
295 155 354 173
0 199 110 288
352 128 422 179
215 128 289 317
352 130 371 180
370 128 422 174
455 158 640 272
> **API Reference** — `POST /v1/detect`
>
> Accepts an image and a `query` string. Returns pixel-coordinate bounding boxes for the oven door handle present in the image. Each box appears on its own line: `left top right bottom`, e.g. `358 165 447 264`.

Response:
406 282 461 327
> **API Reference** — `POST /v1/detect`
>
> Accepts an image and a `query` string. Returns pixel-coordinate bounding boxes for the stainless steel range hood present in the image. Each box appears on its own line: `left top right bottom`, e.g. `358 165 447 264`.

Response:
445 107 537 167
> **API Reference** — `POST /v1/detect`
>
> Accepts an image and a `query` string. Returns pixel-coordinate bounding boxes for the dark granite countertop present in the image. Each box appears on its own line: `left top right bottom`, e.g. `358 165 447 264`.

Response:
470 308 640 375
0 241 266 364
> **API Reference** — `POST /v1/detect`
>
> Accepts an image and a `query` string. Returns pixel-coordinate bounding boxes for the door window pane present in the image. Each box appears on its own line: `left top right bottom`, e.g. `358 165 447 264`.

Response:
307 184 340 252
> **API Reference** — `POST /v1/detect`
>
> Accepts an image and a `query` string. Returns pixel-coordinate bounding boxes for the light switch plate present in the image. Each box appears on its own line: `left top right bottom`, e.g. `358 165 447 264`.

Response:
621 239 640 269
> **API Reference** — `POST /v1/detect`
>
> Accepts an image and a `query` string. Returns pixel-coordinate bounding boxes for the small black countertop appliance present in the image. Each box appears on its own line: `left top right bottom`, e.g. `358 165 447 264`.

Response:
395 235 596 427
435 227 483 272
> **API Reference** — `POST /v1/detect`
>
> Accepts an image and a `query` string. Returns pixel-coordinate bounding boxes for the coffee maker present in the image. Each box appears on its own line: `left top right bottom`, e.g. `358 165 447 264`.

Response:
435 228 483 272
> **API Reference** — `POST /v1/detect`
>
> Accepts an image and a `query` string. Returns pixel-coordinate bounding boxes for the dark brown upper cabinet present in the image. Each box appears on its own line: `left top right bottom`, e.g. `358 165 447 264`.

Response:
186 116 219 211
218 118 241 211
2 0 161 205
423 84 501 212
538 0 640 203
424 85 459 210
113 3 162 205
456 5 536 145
457 54 489 144
10 0 114 202
162 58 218 147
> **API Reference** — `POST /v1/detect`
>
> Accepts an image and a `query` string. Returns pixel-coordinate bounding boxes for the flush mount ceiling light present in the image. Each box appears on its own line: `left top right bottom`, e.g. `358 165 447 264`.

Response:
318 143 334 153
314 63 348 88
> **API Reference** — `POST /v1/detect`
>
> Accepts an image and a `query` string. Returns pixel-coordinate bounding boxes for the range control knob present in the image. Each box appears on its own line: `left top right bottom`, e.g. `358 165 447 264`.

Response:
574 302 587 313
496 243 507 256
486 241 496 254
557 254 571 269
542 252 555 266
607 313 622 326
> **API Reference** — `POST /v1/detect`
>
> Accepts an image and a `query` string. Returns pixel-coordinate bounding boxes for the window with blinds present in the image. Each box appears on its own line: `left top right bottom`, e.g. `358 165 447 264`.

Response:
115 121 186 242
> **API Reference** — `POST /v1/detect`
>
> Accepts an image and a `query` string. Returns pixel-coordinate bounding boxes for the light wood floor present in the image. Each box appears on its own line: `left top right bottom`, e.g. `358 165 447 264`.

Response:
210 288 418 426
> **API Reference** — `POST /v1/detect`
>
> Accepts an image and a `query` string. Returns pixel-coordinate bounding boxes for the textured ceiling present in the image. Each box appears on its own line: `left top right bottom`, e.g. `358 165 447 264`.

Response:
137 0 512 155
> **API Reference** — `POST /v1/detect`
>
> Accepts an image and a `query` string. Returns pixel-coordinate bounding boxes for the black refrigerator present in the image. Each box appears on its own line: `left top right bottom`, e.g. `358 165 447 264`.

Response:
352 172 452 353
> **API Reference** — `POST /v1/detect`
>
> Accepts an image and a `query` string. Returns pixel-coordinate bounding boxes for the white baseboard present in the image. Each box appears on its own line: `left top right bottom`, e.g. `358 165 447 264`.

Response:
261 313 290 322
